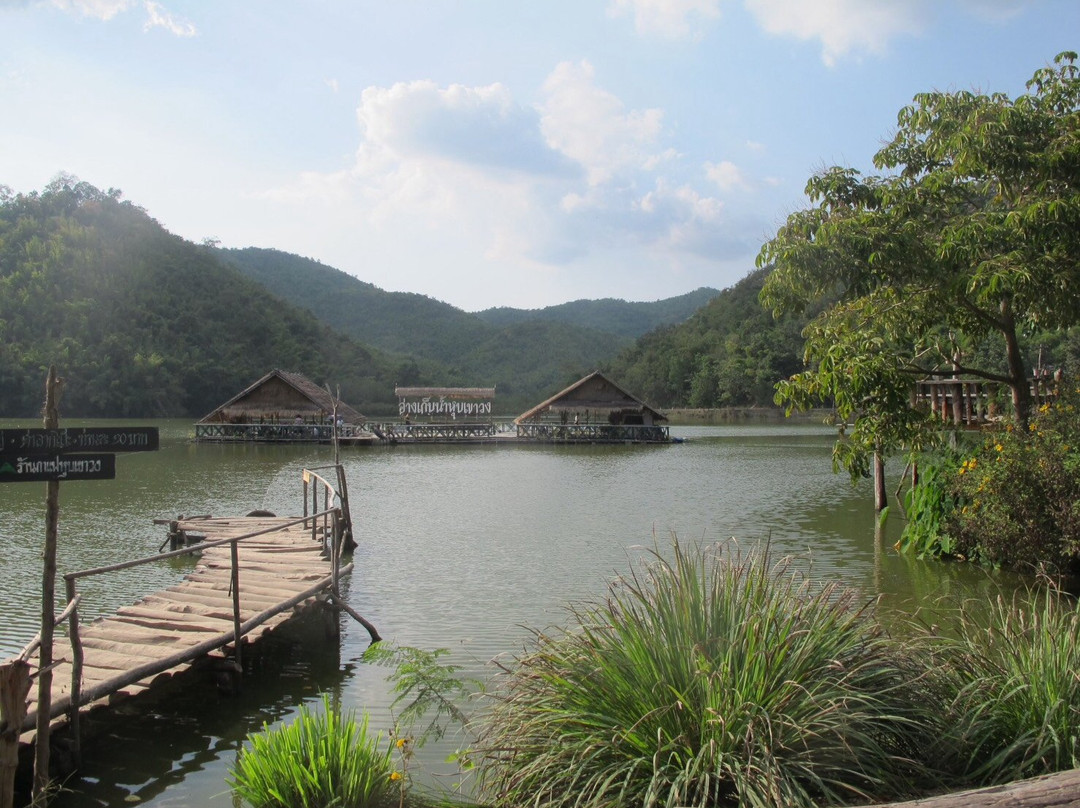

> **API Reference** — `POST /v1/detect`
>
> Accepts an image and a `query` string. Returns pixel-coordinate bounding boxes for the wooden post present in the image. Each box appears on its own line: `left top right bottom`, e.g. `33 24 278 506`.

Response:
65 576 83 768
873 452 886 512
230 541 243 676
1 661 32 808
35 367 63 801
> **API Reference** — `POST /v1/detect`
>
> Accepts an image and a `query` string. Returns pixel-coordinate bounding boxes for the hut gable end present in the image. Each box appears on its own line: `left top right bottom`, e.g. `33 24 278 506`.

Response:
515 371 666 426
198 369 365 424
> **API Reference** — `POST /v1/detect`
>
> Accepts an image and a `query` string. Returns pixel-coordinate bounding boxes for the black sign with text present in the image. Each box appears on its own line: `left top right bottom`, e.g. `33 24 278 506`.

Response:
0 427 159 455
0 453 117 482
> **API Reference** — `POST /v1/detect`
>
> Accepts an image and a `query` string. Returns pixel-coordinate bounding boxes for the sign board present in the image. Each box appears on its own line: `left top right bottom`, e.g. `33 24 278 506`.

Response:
0 453 117 482
0 427 159 455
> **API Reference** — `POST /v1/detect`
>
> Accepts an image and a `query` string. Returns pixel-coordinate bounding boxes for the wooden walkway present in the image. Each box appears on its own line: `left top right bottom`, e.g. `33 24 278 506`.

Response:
19 515 343 737
1 464 370 793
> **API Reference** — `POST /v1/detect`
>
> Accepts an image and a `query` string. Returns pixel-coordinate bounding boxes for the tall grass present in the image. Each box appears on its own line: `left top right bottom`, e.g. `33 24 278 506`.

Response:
933 588 1080 784
477 541 942 808
229 695 396 808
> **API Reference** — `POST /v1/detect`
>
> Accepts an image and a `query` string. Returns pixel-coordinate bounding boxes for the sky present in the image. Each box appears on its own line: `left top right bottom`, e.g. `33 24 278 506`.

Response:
1 1 1077 311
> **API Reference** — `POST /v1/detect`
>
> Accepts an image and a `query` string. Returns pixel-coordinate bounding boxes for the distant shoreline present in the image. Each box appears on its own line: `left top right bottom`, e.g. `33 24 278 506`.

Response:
663 407 832 426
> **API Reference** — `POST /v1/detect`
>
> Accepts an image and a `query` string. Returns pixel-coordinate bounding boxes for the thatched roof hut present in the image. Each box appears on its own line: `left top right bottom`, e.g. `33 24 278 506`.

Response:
198 370 365 425
515 371 666 426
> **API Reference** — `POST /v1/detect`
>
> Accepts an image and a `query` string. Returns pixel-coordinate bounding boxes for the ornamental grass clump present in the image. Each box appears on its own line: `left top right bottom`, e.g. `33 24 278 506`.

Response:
933 589 1080 785
229 695 396 808
477 541 942 808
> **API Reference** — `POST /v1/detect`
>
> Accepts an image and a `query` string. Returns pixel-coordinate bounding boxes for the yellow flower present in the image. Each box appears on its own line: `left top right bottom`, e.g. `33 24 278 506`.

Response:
390 771 402 782
396 738 408 749
994 443 1003 452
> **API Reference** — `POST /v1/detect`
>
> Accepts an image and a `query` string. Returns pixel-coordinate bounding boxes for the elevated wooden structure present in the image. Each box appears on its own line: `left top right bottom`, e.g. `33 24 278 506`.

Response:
515 371 670 443
0 465 369 787
195 369 373 444
914 376 1060 428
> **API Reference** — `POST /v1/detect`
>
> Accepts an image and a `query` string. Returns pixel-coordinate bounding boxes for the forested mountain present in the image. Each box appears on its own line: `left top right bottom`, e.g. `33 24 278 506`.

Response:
217 247 682 410
216 248 491 362
0 180 712 419
0 179 404 417
475 288 720 337
604 268 810 409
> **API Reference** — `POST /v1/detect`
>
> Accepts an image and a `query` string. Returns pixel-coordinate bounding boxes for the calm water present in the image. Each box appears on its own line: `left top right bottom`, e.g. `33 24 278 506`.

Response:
0 420 1017 806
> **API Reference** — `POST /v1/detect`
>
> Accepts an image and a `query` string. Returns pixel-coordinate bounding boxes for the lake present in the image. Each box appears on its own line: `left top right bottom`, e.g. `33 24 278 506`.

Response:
0 420 1017 806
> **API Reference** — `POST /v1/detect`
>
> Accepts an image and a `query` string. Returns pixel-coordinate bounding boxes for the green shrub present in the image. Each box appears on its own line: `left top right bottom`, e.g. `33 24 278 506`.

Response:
945 389 1080 572
933 589 1080 784
476 541 943 808
229 695 396 808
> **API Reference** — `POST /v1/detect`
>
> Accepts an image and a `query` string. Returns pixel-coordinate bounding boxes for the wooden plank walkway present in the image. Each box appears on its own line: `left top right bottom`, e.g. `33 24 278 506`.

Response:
15 514 347 741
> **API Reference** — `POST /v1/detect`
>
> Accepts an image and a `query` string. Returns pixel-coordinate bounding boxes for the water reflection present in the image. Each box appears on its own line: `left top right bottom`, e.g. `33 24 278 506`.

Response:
47 611 349 808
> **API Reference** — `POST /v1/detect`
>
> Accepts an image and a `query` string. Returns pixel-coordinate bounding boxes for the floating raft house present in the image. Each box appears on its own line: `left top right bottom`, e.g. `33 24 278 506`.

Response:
194 369 374 444
515 371 670 443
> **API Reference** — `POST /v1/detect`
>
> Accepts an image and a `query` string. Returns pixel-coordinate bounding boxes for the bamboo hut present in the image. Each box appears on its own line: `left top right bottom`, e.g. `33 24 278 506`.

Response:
195 369 371 443
515 371 670 443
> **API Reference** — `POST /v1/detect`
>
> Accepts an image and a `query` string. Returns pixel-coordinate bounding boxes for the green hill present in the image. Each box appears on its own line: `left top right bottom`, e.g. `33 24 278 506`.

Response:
216 247 491 363
603 267 809 410
0 179 402 417
0 178 756 420
476 288 720 338
217 247 680 410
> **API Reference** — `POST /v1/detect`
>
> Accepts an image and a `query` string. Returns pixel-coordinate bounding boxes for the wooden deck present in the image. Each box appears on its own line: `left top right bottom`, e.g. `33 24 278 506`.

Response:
15 515 346 742
1 464 368 795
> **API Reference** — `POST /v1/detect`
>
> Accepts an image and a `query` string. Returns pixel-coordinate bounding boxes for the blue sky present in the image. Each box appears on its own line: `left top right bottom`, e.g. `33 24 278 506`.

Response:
1 1 1076 310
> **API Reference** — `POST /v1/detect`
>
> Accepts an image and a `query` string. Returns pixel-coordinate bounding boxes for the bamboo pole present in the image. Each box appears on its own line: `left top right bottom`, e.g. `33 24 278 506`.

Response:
35 367 63 801
65 577 83 769
230 541 243 675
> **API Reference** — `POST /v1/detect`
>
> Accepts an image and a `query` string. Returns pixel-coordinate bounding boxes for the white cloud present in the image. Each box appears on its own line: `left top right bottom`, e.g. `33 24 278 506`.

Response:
745 0 927 66
355 79 574 177
607 0 722 38
44 0 195 35
539 60 665 186
261 63 759 305
705 160 749 192
47 0 133 19
143 1 194 36
609 0 725 38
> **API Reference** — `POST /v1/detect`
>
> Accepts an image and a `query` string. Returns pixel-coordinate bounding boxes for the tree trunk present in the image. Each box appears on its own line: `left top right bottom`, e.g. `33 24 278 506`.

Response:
873 452 887 512
1000 299 1032 432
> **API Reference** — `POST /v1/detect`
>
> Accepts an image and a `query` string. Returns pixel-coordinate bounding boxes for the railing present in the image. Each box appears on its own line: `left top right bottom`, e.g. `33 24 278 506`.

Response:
194 423 372 443
914 377 1060 427
369 422 499 441
515 423 671 443
15 465 355 758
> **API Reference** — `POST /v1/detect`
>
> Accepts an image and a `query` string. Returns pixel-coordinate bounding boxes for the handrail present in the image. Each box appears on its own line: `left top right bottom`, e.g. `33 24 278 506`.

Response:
64 511 333 581
49 464 356 764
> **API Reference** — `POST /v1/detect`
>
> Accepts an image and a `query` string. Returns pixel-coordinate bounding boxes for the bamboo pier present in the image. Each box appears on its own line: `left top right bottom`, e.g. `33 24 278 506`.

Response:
0 464 375 801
